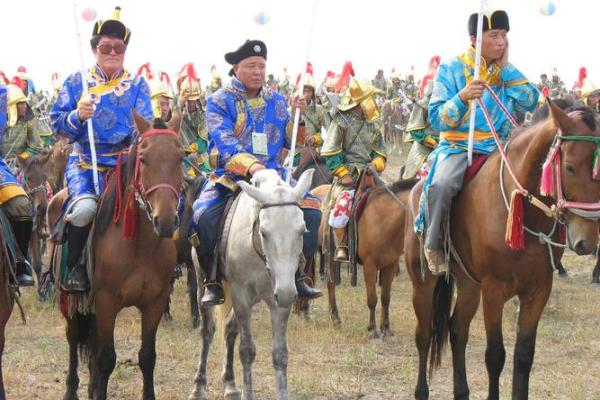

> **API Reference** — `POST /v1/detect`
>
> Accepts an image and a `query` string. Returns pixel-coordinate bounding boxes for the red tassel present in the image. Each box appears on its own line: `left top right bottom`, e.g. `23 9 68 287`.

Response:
540 160 554 196
123 190 138 240
506 190 525 251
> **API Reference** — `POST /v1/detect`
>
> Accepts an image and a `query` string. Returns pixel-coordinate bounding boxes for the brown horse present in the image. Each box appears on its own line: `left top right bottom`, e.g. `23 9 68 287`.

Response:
47 138 72 193
382 100 410 155
405 102 600 400
55 115 184 400
314 179 417 336
17 153 52 298
0 213 15 400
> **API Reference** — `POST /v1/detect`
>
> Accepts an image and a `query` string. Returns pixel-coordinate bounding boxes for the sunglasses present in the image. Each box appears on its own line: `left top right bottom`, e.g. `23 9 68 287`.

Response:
96 43 126 55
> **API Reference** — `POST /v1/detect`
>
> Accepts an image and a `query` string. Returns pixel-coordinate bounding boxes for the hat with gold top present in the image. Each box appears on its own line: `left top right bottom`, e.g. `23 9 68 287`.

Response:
91 6 131 45
179 64 202 101
338 78 380 122
6 84 29 127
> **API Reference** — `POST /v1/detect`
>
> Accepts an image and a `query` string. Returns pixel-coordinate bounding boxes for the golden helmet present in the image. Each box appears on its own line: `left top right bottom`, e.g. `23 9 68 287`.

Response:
581 80 600 100
180 78 202 101
7 84 29 127
338 79 379 122
149 80 171 100
298 73 317 90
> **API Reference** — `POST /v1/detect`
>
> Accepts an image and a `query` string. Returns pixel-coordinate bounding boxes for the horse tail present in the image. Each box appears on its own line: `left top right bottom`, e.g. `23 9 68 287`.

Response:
215 281 232 350
75 313 96 363
428 274 454 376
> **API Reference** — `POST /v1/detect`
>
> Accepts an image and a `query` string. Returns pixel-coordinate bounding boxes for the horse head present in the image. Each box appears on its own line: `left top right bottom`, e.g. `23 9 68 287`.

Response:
547 101 600 254
238 168 315 308
133 112 185 238
17 152 52 236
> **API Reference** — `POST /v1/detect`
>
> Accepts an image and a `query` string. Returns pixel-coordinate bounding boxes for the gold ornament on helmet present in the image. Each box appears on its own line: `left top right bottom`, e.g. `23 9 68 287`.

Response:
7 84 29 127
298 73 317 91
338 79 380 122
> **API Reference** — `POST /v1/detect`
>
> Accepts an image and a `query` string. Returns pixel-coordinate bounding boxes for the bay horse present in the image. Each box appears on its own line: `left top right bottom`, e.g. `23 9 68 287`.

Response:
17 153 52 298
0 212 15 400
314 179 417 336
188 169 315 400
58 114 184 400
404 102 600 400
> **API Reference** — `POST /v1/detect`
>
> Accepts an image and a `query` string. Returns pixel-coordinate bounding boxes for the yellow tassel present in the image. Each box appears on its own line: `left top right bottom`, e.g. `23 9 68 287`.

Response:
112 6 121 21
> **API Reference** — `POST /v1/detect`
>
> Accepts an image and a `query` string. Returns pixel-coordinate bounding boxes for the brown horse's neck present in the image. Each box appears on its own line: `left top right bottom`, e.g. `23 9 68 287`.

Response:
510 120 557 195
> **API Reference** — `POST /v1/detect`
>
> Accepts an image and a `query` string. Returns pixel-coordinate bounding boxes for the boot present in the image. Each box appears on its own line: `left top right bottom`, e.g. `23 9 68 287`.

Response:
424 248 448 276
10 219 35 287
65 225 91 292
197 249 225 306
333 228 349 261
296 258 322 299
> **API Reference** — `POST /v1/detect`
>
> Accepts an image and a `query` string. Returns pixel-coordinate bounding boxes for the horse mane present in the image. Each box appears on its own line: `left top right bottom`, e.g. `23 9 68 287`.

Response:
374 178 419 195
93 118 166 237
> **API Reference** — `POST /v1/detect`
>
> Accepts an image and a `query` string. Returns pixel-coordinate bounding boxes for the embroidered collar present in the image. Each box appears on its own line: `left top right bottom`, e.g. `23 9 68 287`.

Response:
459 47 502 85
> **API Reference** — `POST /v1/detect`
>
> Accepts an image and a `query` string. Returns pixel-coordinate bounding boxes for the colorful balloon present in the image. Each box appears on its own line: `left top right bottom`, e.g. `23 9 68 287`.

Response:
81 7 97 22
254 11 270 25
540 2 556 16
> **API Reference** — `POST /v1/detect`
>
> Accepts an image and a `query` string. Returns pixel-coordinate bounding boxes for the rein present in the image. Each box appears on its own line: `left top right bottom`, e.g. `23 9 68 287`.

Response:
477 82 600 250
112 128 181 239
252 201 301 263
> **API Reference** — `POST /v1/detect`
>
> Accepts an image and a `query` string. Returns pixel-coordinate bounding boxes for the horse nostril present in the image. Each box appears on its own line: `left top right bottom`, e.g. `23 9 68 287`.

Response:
574 240 589 255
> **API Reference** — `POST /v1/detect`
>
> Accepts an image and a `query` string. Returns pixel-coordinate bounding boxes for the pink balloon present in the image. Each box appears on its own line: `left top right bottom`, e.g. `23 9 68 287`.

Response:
81 7 97 22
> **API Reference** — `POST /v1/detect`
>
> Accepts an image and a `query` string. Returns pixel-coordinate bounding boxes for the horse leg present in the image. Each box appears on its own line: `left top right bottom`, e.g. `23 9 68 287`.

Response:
64 317 81 400
481 286 506 400
412 279 435 400
139 301 165 400
187 261 200 328
188 305 215 400
512 285 552 400
363 260 379 339
449 278 480 400
222 312 241 399
237 307 257 400
327 277 340 325
592 247 600 284
93 298 118 400
270 304 292 400
379 265 396 338
163 281 174 322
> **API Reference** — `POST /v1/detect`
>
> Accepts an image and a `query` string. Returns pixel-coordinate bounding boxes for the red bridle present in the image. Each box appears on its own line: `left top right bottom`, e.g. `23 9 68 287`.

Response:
112 128 182 239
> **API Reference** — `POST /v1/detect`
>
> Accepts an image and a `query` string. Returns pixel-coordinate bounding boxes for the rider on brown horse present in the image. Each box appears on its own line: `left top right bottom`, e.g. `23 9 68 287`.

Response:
581 80 600 113
189 39 322 305
416 10 539 275
50 7 153 292
321 78 387 261
0 85 35 286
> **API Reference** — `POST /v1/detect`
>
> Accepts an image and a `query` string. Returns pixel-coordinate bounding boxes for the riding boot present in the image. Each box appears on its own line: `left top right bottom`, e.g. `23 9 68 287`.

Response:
295 257 322 299
10 219 35 287
333 227 349 261
65 224 91 292
197 249 224 306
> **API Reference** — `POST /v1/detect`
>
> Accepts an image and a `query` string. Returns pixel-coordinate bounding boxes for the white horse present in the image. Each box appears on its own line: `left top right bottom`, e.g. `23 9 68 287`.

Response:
188 168 315 400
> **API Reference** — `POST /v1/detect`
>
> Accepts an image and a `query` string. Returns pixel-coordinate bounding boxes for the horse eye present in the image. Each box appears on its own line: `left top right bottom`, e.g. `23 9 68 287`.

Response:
566 165 575 175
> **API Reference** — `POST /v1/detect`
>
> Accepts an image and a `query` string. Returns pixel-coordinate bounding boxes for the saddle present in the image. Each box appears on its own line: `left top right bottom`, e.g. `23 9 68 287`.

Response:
207 189 242 282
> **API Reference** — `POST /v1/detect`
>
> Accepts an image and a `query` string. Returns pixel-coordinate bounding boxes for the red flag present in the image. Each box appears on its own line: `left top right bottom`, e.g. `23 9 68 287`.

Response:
306 62 313 75
420 55 441 97
575 67 587 90
159 71 171 86
0 71 9 85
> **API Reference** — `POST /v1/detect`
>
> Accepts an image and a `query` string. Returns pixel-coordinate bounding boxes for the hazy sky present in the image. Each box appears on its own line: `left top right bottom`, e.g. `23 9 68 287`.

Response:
1 0 597 90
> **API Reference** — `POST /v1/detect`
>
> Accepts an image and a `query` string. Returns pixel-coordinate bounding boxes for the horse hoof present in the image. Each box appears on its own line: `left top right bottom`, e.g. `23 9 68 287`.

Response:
224 388 241 400
368 329 379 340
188 385 208 400
382 329 394 339
591 281 600 287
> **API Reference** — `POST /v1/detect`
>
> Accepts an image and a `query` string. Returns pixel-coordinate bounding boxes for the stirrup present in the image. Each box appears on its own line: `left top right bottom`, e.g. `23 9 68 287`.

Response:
201 281 225 306
334 245 349 262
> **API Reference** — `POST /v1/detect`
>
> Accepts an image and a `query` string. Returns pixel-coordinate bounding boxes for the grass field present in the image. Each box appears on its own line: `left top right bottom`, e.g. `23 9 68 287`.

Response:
3 154 600 399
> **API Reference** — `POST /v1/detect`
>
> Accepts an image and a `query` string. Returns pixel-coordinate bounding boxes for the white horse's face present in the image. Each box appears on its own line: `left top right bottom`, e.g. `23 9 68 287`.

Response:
239 169 315 308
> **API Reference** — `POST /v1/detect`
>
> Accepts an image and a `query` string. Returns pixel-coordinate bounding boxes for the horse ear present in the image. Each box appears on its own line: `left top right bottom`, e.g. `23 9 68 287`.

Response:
291 168 315 201
167 111 182 133
238 180 271 205
133 111 151 134
39 150 53 165
547 97 574 135
16 154 29 168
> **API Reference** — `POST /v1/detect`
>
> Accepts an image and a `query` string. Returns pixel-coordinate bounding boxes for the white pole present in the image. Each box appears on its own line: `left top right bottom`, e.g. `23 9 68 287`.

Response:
286 0 319 184
467 1 486 166
72 0 100 195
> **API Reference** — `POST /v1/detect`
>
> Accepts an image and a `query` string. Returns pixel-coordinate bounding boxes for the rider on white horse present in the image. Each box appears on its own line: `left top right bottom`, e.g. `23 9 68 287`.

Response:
189 39 323 306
